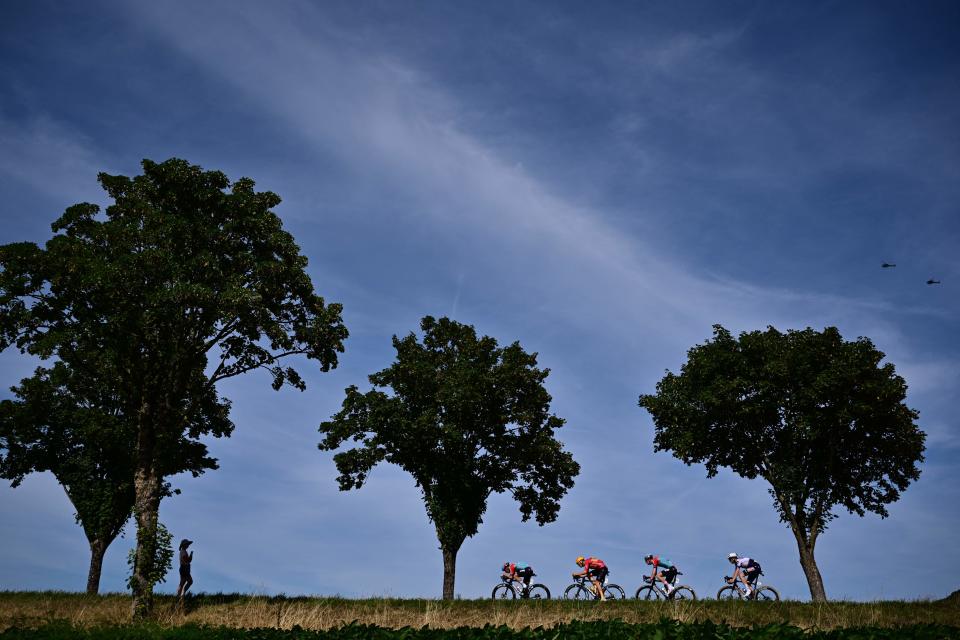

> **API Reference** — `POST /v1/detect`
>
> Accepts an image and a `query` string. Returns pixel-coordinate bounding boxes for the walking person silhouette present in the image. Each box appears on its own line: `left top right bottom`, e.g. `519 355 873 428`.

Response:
176 539 193 599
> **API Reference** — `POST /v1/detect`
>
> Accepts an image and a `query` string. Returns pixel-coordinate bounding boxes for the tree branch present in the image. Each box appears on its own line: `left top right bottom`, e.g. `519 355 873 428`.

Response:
208 349 307 385
762 455 807 543
809 498 826 548
202 318 241 353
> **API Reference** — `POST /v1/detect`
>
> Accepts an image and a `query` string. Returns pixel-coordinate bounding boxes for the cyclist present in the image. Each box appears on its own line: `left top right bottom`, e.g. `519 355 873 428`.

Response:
643 553 678 596
501 562 534 595
726 552 762 597
573 555 609 601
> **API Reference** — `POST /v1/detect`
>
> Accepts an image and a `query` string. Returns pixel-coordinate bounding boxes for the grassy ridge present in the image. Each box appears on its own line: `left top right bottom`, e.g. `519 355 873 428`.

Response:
0 592 957 632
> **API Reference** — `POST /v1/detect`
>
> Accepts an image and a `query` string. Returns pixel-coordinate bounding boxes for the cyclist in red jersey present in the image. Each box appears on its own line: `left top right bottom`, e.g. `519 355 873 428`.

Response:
573 555 608 601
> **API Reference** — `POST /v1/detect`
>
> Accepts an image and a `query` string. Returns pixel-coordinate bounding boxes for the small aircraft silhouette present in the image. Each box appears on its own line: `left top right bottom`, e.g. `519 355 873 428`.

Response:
927 279 941 285
881 263 896 268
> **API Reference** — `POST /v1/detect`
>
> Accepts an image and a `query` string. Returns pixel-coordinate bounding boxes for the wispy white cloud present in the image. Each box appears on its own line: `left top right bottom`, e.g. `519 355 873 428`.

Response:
895 358 960 396
924 422 960 449
127 0 950 350
0 115 108 205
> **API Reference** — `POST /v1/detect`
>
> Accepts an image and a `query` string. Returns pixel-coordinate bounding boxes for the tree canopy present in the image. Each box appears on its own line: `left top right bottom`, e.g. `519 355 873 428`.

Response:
0 158 348 616
319 316 579 599
639 325 925 601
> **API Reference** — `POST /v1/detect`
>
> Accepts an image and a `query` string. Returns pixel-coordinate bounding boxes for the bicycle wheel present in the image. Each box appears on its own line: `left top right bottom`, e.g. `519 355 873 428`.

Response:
491 583 516 599
716 585 742 600
670 586 697 601
564 584 594 600
635 585 664 600
754 586 780 602
526 584 551 600
603 584 626 600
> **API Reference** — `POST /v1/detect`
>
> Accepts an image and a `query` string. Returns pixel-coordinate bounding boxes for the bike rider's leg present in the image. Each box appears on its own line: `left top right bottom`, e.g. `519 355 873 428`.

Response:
732 568 749 596
588 571 602 600
657 571 673 595
744 569 756 597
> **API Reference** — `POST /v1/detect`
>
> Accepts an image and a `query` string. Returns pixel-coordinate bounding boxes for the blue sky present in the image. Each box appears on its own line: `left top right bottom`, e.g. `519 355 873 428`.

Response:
1 0 958 601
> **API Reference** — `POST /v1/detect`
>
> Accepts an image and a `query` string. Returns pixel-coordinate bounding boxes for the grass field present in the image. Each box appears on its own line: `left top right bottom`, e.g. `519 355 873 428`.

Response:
1 592 958 632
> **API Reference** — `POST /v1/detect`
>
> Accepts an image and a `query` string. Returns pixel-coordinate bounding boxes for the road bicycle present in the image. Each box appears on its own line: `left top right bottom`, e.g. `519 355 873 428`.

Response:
634 573 697 601
716 574 780 601
491 574 551 599
563 573 626 600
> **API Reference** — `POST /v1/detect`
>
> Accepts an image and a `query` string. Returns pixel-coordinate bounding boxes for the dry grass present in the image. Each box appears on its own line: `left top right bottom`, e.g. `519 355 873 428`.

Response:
0 592 957 632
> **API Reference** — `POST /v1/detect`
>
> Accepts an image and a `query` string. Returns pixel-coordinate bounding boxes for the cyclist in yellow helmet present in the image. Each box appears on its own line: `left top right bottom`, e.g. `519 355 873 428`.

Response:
573 555 608 601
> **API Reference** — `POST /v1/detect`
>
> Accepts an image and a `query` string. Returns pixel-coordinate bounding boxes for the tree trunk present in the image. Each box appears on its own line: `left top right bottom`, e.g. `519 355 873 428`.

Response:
130 416 162 620
441 546 459 600
131 468 162 618
86 539 107 594
793 533 827 602
768 482 828 602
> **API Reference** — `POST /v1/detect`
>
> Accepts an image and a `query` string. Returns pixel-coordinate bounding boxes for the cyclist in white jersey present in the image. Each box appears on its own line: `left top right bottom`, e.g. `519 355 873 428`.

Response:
727 552 761 597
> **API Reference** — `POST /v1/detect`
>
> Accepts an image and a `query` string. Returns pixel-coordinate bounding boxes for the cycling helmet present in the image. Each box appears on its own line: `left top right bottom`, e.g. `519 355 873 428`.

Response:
727 552 738 559
644 554 653 561
576 556 585 565
503 562 510 571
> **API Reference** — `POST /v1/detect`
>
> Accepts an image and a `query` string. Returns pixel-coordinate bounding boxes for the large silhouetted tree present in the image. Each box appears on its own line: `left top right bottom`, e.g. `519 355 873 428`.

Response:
319 316 579 599
0 360 225 593
0 158 347 617
639 325 925 601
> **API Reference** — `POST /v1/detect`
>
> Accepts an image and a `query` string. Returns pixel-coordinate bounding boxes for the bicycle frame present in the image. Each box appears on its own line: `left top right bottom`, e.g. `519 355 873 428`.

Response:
650 567 681 587
500 574 531 595
497 579 524 597
572 574 606 597
724 573 763 596
641 575 672 597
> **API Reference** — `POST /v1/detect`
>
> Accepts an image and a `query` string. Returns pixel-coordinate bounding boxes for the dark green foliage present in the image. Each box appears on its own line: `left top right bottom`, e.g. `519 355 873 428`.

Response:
639 325 925 601
319 316 579 599
2 620 958 640
0 363 139 546
0 157 347 391
0 158 348 615
126 521 174 590
0 359 222 593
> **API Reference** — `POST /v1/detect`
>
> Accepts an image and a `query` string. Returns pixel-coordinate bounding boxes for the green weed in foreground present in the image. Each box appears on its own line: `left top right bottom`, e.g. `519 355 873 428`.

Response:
2 621 959 640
